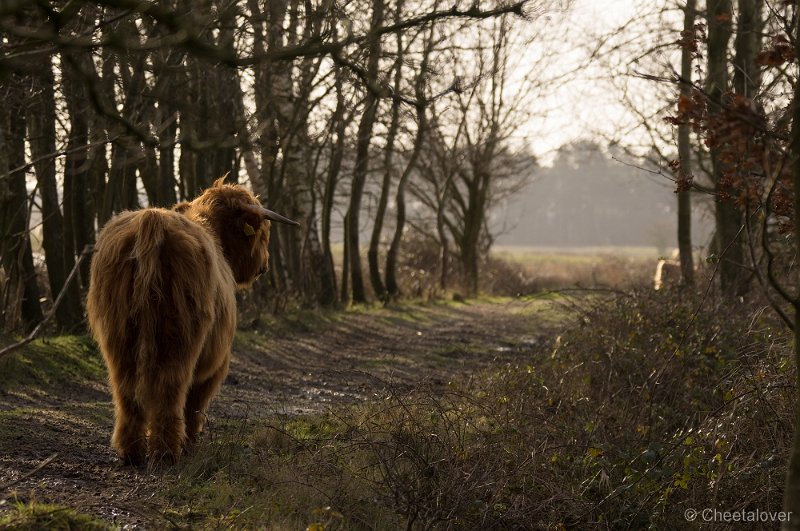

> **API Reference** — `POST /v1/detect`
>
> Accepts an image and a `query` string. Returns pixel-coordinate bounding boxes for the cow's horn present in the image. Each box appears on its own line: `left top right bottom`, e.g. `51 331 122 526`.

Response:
244 204 300 226
263 207 300 226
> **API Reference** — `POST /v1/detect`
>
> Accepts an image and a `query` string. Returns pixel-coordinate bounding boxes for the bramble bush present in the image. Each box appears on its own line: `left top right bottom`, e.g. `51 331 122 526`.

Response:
509 287 792 526
165 286 792 529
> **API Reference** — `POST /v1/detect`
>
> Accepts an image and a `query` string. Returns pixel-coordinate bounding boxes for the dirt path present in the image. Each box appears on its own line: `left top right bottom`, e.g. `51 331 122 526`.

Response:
0 298 567 527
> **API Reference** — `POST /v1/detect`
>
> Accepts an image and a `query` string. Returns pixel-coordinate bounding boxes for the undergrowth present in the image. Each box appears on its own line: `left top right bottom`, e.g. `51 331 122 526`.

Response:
518 287 792 526
1 251 789 528
161 287 792 529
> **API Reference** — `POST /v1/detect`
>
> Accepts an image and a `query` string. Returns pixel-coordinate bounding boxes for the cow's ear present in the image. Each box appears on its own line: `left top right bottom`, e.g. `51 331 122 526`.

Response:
173 201 191 213
238 202 265 238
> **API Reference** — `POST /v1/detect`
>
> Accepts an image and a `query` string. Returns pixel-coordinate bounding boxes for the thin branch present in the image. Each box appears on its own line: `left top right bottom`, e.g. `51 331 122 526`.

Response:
1 0 531 66
0 245 94 360
0 453 59 497
744 205 794 329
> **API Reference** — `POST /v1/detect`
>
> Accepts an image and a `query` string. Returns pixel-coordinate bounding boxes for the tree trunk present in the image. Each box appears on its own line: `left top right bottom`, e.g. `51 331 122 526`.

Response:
733 0 761 99
733 0 762 289
346 89 378 302
151 47 181 207
707 0 745 296
94 18 116 226
369 1 405 300
107 18 146 214
677 0 696 285
784 10 800 524
249 0 291 296
27 52 83 331
158 117 178 206
347 0 384 303
320 67 347 306
458 171 489 297
436 180 451 291
62 27 99 288
385 110 428 297
386 33 433 298
341 214 351 304
0 82 43 332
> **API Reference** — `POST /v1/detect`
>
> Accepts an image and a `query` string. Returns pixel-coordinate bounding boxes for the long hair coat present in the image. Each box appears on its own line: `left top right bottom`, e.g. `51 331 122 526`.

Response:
87 179 292 464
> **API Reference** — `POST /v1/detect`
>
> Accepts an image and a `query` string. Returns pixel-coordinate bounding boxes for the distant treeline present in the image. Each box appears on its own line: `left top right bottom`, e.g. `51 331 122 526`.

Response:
496 141 714 250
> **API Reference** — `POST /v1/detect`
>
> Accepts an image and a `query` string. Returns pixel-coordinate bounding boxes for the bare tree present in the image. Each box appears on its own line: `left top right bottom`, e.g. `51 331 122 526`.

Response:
676 0 696 285
426 15 528 295
0 78 43 332
368 0 407 301
0 0 536 328
345 0 385 304
26 30 83 331
385 30 434 299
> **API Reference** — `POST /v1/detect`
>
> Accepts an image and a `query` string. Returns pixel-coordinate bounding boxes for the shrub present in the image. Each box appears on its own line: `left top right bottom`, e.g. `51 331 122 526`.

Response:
165 288 791 529
512 288 793 526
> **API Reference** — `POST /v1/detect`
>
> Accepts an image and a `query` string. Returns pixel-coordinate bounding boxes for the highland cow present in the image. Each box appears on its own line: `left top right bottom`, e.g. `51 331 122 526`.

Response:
654 250 683 291
87 178 297 464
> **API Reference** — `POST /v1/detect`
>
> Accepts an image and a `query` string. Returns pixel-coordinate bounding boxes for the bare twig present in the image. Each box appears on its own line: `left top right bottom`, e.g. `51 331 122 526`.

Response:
0 245 94 360
1 0 531 66
744 204 794 329
0 452 58 496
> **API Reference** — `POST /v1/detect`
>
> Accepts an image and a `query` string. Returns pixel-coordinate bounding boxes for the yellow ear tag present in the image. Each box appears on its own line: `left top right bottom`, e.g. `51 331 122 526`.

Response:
243 222 256 236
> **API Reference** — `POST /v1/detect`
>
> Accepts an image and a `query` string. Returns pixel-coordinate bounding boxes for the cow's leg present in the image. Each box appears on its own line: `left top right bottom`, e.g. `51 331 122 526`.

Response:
144 372 192 464
184 362 229 446
110 382 147 466
142 287 215 464
184 291 235 448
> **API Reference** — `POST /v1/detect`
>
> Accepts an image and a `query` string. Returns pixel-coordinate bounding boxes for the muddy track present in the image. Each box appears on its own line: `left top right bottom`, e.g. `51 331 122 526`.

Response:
0 299 566 528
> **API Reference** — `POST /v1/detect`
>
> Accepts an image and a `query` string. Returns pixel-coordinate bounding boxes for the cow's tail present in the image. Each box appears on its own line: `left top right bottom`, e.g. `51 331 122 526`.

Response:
131 210 167 402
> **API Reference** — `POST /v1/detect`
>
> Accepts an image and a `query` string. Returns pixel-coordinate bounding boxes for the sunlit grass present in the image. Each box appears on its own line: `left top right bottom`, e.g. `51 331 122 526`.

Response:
0 501 113 530
0 336 105 392
493 244 666 257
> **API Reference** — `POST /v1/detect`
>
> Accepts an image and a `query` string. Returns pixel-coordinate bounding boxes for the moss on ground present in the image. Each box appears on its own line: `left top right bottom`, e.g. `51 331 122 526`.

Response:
0 336 105 392
0 501 112 530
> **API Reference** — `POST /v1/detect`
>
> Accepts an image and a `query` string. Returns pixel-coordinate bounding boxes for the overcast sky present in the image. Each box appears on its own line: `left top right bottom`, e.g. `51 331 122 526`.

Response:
521 0 680 165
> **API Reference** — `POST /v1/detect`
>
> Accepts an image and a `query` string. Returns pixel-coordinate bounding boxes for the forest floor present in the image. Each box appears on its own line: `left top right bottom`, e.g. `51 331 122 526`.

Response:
0 296 573 529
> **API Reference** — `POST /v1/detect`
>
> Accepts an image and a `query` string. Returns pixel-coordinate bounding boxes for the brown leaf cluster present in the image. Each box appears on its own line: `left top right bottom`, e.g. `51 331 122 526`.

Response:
668 158 694 193
677 23 705 59
756 36 794 67
669 84 796 225
665 88 707 131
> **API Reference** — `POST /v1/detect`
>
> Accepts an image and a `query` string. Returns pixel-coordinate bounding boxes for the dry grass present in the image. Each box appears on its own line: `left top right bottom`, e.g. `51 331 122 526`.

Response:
389 241 661 299
159 287 792 529
486 246 662 294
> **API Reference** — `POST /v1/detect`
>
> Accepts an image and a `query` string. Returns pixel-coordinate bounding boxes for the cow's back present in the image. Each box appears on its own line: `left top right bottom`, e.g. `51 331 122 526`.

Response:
87 208 236 396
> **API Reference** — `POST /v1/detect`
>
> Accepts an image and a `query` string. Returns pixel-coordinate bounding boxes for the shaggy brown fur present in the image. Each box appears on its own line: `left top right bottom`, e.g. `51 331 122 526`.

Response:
87 179 292 465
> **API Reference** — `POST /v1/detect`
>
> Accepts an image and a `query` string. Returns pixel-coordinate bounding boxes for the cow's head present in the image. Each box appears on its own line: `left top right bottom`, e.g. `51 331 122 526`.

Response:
180 177 299 286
